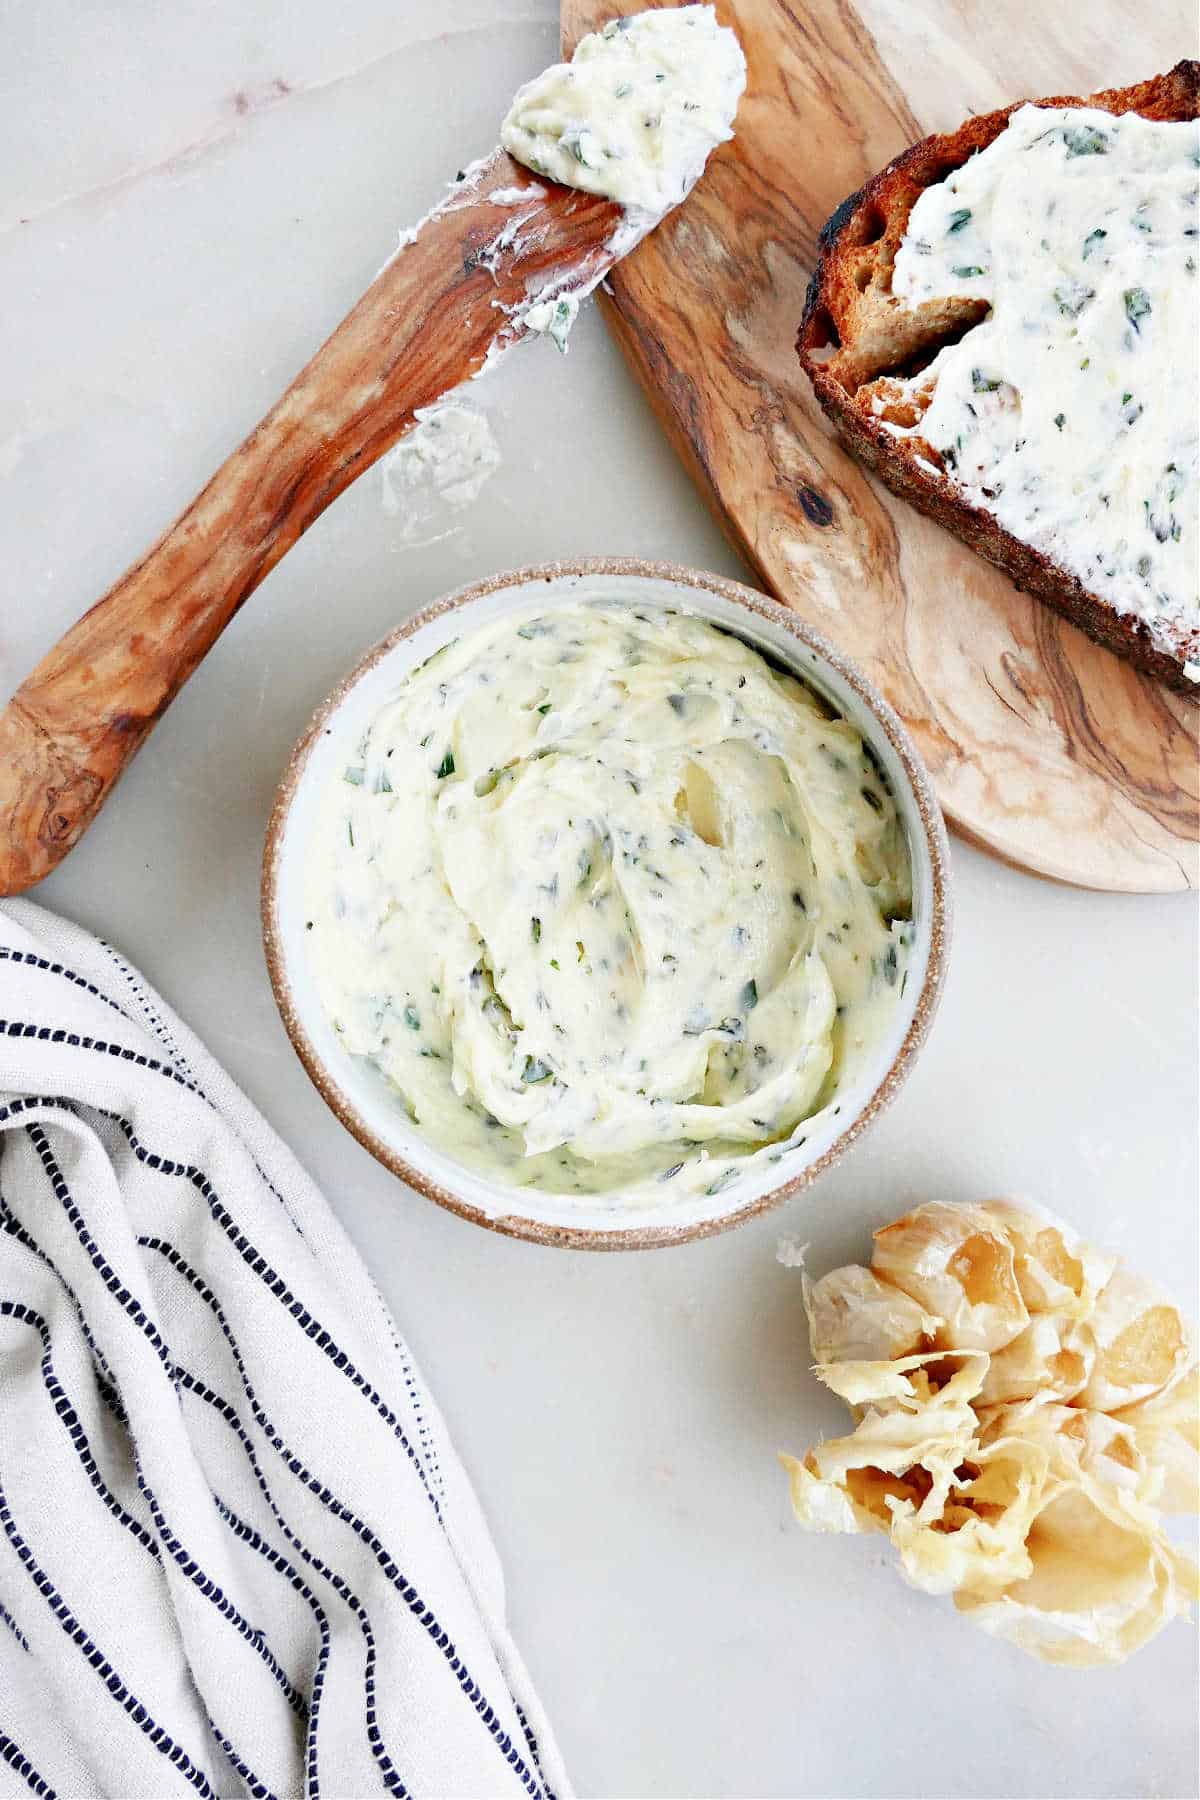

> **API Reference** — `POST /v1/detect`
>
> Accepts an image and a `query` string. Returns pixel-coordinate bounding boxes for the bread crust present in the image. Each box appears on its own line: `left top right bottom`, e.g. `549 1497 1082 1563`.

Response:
797 63 1200 692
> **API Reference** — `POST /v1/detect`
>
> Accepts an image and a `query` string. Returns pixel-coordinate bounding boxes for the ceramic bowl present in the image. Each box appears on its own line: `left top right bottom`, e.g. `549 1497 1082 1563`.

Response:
262 558 951 1249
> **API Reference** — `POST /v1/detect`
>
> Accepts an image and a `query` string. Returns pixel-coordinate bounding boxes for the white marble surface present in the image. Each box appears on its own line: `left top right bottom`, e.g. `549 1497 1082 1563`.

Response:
3 4 1197 1795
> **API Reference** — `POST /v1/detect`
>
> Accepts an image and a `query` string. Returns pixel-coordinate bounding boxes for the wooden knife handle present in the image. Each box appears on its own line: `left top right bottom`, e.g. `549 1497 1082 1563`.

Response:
0 154 621 895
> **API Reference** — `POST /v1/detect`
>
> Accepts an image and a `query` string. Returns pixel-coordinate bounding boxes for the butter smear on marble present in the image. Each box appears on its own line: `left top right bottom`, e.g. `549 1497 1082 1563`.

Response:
378 400 500 542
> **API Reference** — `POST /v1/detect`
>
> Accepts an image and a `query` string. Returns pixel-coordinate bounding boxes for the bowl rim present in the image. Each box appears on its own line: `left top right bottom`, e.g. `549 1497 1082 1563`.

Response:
262 556 952 1250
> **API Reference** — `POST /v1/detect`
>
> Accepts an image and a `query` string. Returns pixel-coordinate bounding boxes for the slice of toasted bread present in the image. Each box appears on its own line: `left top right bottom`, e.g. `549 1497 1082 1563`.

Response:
797 63 1200 692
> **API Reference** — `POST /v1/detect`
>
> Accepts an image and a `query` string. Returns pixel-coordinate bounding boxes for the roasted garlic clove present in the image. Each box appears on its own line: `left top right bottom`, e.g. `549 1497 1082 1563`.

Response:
978 1312 1093 1407
1080 1265 1195 1412
871 1201 1030 1352
979 1198 1116 1318
978 1400 1162 1510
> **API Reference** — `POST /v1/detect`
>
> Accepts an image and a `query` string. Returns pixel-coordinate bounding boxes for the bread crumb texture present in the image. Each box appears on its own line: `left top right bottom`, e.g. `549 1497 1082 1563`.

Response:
781 1199 1199 1665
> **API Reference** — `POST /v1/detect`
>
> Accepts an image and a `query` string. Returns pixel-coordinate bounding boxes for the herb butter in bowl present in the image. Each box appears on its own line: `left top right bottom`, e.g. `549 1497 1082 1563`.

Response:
263 561 950 1248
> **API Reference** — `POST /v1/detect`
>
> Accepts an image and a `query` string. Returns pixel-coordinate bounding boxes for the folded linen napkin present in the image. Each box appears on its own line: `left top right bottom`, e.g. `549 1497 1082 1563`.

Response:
0 898 568 1800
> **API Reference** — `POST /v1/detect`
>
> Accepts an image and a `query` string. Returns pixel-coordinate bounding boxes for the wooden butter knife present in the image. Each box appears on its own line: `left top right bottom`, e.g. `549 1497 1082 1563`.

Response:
0 154 627 895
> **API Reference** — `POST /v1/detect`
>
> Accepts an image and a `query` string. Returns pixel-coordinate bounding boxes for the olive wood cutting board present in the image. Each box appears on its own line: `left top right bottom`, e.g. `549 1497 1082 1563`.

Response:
563 0 1199 892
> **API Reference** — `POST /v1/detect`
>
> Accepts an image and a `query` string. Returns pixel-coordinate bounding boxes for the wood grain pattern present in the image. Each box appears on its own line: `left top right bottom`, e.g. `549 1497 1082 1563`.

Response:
563 0 1199 891
0 155 623 895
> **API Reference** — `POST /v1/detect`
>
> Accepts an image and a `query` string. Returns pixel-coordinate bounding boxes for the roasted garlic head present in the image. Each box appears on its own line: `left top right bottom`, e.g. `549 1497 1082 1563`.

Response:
782 1200 1198 1666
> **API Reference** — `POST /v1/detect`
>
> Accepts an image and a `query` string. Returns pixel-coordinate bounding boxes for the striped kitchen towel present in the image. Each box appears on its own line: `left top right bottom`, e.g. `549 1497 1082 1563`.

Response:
0 898 568 1800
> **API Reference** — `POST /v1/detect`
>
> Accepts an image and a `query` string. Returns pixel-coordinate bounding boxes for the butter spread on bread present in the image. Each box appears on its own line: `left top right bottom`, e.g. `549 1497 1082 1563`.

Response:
797 65 1200 690
883 107 1198 682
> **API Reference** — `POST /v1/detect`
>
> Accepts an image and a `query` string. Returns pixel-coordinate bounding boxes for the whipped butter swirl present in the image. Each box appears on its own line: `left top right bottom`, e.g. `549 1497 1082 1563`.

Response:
305 599 913 1201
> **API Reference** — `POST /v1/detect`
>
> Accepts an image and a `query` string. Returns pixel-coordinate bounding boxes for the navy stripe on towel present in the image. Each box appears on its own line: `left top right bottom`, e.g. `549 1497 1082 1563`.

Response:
0 1731 57 1800
0 1482 218 1799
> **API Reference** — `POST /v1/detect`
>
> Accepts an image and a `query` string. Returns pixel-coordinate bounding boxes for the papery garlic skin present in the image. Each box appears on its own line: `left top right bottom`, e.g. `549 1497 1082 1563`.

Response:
802 1264 937 1366
1114 1367 1200 1516
954 1470 1198 1670
782 1198 1199 1667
